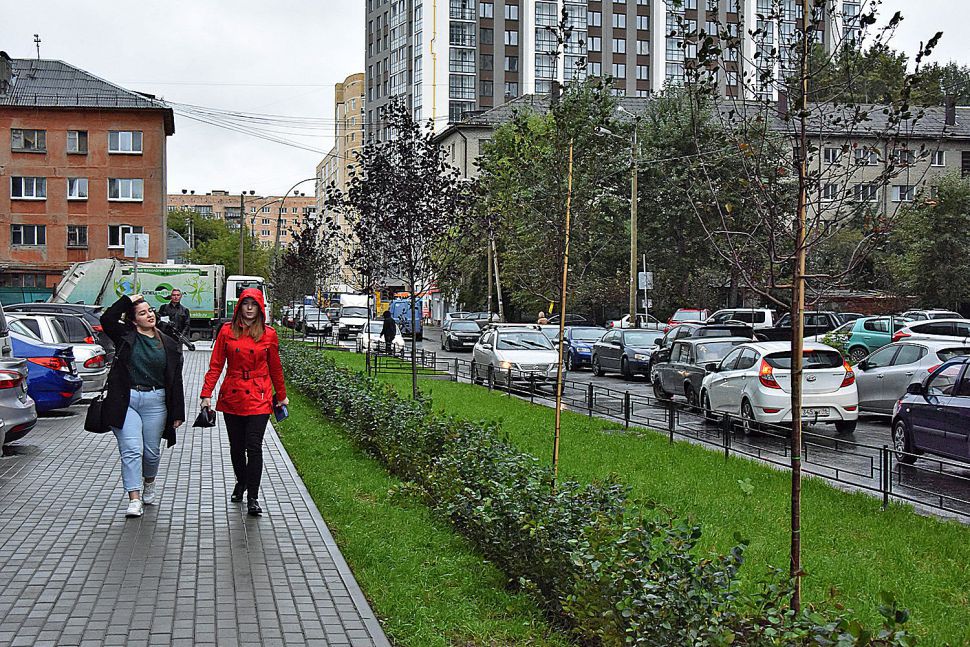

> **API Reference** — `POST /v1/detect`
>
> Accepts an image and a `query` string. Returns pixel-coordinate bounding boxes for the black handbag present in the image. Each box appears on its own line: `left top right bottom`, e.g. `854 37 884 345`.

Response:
193 406 217 428
84 388 109 433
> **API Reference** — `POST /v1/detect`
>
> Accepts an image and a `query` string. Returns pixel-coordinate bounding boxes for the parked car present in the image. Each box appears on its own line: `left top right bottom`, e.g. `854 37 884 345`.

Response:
538 325 563 348
855 340 970 415
666 308 710 330
607 313 664 330
563 326 607 371
836 312 865 325
5 302 113 360
471 327 560 386
899 309 963 321
8 331 83 413
356 320 405 353
892 319 970 345
892 357 970 465
547 313 589 326
756 311 843 342
444 311 473 322
0 302 10 358
279 305 297 328
296 306 333 337
6 314 108 397
706 308 778 330
469 312 502 329
0 357 37 444
388 298 424 340
645 323 701 379
809 316 912 363
440 319 482 352
699 341 858 434
652 337 750 405
324 306 341 322
591 328 666 380
688 322 756 339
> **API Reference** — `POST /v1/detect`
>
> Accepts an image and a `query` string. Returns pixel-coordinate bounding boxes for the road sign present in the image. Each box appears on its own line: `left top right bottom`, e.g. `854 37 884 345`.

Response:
124 233 149 258
638 271 654 290
642 298 653 309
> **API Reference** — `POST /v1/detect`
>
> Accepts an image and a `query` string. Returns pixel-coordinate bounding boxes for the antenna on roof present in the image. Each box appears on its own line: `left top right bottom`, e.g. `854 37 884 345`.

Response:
33 34 41 59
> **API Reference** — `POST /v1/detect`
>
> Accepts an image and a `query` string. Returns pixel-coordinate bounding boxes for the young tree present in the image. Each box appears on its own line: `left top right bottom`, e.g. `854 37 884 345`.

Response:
270 212 342 321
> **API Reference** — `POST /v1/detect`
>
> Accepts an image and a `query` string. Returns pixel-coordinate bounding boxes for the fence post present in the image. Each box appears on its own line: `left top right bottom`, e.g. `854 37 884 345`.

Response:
721 414 732 460
453 357 459 382
881 445 890 511
587 383 594 417
624 391 631 429
488 367 493 391
507 367 513 396
667 400 676 443
530 374 535 403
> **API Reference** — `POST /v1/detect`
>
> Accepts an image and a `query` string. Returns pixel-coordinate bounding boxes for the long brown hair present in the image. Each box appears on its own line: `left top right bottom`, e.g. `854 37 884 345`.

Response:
230 298 265 341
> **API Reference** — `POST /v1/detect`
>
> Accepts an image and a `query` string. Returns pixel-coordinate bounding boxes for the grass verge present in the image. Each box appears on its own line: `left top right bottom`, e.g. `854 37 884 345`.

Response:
277 388 570 647
325 351 970 645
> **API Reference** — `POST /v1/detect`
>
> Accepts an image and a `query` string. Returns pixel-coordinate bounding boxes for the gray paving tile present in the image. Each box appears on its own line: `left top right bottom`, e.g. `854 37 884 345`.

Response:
0 342 388 647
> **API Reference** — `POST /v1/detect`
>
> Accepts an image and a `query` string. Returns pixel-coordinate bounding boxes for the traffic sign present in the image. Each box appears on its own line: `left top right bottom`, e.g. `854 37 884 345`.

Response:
638 271 654 290
124 233 149 258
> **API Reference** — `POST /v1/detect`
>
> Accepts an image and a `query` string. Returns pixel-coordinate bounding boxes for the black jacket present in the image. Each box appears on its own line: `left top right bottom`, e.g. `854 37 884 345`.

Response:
100 296 186 447
158 301 191 336
381 316 397 340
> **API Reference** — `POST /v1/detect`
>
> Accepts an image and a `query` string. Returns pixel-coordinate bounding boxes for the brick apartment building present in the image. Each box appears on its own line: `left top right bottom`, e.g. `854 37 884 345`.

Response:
0 52 175 289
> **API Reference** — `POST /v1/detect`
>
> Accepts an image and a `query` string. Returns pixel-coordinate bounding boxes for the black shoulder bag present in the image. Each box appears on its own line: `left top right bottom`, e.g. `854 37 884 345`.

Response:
84 386 110 434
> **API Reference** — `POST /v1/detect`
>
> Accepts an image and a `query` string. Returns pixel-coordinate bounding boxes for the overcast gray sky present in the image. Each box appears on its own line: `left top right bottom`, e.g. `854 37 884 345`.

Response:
0 1 965 196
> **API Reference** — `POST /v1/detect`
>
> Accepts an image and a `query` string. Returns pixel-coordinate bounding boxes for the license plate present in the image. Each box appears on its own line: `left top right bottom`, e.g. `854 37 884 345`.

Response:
801 407 829 418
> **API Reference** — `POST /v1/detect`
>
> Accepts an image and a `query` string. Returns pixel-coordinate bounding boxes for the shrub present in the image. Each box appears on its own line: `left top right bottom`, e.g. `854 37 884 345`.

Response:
282 343 915 646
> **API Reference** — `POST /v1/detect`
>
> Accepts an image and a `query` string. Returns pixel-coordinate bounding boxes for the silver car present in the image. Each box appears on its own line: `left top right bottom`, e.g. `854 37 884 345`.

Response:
893 319 970 345
471 327 561 386
855 340 970 415
0 356 37 444
6 314 108 397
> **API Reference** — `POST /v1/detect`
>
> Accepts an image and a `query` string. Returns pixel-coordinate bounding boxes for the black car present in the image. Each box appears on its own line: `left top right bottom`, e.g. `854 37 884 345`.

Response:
591 328 666 380
5 302 115 360
652 337 750 404
687 322 756 339
440 319 482 351
757 311 843 342
547 313 589 325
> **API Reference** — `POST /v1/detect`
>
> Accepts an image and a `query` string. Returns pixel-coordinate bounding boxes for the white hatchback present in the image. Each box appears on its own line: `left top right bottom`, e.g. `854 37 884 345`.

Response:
700 341 858 434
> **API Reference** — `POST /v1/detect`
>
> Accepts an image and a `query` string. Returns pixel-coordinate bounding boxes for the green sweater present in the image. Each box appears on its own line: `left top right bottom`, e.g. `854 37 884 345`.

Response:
128 333 166 388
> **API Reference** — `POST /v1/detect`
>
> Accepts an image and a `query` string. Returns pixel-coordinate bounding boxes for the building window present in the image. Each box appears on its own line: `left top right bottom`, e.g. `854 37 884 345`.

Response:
637 15 650 31
479 1 493 18
931 150 946 166
481 53 494 70
67 130 88 154
613 13 626 28
261 229 271 237
893 149 915 166
504 81 519 98
108 130 143 154
821 183 838 201
108 225 144 248
261 206 270 213
480 27 493 44
11 176 47 200
262 218 271 225
637 39 650 55
613 38 626 53
505 30 518 45
505 3 518 19
11 224 47 246
853 184 879 202
892 185 914 202
823 147 841 164
11 129 47 152
67 178 89 200
588 36 602 51
250 206 257 213
480 80 494 96
589 61 603 76
292 207 298 213
67 225 88 248
588 11 601 26
612 63 626 77
108 178 144 201
854 147 878 166
505 56 519 72
636 65 649 80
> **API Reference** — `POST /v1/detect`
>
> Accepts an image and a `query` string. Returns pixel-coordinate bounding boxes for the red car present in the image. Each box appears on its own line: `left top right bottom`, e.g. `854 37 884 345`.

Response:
666 308 710 331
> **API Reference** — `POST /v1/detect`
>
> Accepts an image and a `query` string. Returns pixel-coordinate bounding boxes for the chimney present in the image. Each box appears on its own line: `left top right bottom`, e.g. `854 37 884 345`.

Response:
945 95 956 127
777 90 789 120
0 51 13 95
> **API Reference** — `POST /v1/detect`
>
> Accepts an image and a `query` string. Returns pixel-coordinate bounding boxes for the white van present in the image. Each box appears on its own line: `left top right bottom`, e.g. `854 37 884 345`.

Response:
706 308 778 331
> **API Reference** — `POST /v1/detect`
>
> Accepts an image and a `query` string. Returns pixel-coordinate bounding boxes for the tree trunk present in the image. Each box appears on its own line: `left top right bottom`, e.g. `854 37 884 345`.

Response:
409 284 419 399
491 237 505 322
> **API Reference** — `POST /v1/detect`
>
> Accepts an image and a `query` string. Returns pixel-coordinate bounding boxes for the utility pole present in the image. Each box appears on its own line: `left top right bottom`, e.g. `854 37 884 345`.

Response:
486 238 493 315
491 238 505 321
629 119 639 328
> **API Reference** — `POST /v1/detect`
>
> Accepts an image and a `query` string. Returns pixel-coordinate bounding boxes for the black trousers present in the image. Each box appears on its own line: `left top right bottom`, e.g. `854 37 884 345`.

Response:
223 413 270 500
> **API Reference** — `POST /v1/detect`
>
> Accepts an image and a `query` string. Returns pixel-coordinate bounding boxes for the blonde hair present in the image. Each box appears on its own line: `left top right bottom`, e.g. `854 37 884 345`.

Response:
230 299 265 341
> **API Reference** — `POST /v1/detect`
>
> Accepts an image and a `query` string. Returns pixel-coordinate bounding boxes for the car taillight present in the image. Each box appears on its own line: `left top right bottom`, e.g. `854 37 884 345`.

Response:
83 355 106 369
840 360 856 388
92 324 103 332
28 357 71 372
926 364 940 374
892 331 910 343
83 335 96 344
0 370 23 389
759 359 781 389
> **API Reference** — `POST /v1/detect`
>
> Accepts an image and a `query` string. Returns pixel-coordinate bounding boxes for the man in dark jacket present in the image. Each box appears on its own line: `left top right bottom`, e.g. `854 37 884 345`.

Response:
380 309 397 352
159 289 195 351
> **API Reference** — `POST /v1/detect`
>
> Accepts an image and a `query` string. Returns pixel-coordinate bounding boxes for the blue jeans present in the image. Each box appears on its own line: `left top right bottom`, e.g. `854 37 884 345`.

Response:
112 388 167 493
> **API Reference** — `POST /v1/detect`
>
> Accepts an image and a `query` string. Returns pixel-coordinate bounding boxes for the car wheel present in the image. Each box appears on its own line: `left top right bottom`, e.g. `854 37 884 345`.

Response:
848 346 868 364
701 391 715 422
684 384 697 408
653 379 670 401
444 338 451 352
592 355 604 377
645 359 655 383
892 419 917 464
566 352 575 372
834 420 856 434
740 399 759 436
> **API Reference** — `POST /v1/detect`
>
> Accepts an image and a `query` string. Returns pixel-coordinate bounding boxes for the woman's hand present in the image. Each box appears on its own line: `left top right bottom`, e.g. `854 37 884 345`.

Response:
277 396 289 407
173 420 183 429
200 397 211 409
130 293 144 302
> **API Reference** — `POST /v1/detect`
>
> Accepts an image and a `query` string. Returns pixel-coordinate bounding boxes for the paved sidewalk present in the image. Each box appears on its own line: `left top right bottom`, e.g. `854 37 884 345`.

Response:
0 344 389 647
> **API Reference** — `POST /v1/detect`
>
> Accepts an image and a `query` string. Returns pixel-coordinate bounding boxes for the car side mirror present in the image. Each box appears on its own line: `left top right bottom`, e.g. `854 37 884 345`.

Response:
905 382 924 396
857 360 868 371
481 343 492 350
704 362 719 373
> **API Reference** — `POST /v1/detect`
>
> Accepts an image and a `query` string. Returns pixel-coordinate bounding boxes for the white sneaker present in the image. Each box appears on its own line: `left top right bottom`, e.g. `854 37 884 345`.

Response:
142 481 157 505
125 499 144 518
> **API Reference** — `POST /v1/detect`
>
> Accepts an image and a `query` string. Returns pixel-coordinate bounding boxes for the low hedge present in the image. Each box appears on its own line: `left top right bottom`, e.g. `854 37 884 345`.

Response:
282 344 916 646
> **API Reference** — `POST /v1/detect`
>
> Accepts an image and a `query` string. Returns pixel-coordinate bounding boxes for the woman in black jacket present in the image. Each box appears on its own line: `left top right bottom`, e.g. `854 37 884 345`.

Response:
100 294 185 518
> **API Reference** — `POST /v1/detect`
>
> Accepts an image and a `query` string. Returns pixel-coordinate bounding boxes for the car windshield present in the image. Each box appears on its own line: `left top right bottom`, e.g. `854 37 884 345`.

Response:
764 349 844 369
937 347 970 362
451 321 480 332
367 321 386 333
570 328 604 342
496 331 554 350
449 312 471 319
341 307 368 318
540 328 561 341
696 340 746 363
672 310 704 321
624 331 660 346
930 311 962 319
695 326 751 338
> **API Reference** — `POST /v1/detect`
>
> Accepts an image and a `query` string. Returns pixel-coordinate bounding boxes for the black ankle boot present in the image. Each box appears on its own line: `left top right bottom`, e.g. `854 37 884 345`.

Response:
247 498 262 516
231 483 246 502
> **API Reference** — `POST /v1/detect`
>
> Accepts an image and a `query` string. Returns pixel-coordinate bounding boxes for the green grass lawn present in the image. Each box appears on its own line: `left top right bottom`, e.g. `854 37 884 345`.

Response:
323 351 970 645
277 389 570 647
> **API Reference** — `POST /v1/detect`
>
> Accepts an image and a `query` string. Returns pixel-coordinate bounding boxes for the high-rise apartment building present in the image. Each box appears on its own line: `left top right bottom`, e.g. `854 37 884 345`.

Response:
315 73 366 224
365 0 861 137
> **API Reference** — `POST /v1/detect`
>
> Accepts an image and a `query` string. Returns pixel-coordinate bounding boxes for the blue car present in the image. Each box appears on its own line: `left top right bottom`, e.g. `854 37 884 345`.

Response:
9 331 83 413
563 326 606 371
591 328 666 380
892 356 970 465
388 298 423 341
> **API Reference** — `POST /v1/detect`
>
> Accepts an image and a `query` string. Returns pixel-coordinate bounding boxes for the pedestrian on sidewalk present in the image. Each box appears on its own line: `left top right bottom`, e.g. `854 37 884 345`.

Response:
200 288 287 517
100 294 185 518
380 309 396 353
159 288 196 351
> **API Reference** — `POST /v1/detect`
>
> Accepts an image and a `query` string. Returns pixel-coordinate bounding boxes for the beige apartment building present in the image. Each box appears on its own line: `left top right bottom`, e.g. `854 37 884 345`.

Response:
166 189 316 248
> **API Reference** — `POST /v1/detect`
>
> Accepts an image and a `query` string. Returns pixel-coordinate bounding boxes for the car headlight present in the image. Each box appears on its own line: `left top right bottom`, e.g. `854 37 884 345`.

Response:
499 360 513 369
634 353 649 361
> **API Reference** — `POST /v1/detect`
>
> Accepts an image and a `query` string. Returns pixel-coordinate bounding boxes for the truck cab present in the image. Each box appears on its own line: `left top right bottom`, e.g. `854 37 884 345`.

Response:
388 298 424 340
337 294 371 340
225 276 269 318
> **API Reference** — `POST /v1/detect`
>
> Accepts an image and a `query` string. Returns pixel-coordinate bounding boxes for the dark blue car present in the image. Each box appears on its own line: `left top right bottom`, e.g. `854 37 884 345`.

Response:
591 328 666 380
563 326 606 371
892 356 970 465
9 331 83 413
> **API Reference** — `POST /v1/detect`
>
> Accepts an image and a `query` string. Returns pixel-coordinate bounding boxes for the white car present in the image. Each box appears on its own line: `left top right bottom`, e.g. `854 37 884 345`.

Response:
355 320 405 353
607 313 664 330
899 309 962 321
892 319 970 345
699 341 858 434
706 308 778 331
471 327 561 386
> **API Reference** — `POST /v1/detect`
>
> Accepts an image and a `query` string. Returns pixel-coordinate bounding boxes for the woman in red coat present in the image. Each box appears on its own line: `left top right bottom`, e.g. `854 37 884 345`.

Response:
200 288 287 516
